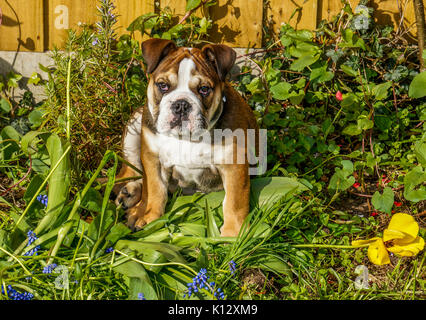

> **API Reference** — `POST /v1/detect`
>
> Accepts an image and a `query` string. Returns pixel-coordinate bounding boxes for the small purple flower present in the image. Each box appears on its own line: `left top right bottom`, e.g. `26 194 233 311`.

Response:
137 292 145 300
36 194 48 207
1 285 34 300
23 230 40 256
42 263 58 274
105 247 114 253
229 260 237 275
92 37 99 46
184 268 225 300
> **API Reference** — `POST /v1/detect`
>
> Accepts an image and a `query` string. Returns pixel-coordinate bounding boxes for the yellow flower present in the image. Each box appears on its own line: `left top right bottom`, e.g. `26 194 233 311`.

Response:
352 213 425 265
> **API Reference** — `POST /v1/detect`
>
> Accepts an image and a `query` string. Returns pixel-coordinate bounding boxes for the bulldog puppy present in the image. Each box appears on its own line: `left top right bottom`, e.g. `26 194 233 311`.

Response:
114 39 259 237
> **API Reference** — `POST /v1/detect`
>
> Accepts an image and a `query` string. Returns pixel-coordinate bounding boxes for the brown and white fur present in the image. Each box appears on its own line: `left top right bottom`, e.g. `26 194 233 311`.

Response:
113 39 259 237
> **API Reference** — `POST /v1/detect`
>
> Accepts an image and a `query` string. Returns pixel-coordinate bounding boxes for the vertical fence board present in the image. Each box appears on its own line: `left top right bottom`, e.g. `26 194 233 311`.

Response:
0 0 44 52
115 0 154 42
208 0 263 48
161 0 187 15
268 0 318 34
47 0 98 49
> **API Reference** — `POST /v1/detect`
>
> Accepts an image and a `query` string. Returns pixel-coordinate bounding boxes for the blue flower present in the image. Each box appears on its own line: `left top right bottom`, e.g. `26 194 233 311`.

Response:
229 260 237 275
214 287 225 300
92 37 99 46
184 268 225 300
1 285 34 300
23 230 40 256
105 247 114 253
42 263 58 274
137 292 145 300
36 194 48 207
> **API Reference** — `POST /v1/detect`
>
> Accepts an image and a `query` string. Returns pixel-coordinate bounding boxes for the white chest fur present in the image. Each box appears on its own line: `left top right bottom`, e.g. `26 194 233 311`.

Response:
144 130 232 187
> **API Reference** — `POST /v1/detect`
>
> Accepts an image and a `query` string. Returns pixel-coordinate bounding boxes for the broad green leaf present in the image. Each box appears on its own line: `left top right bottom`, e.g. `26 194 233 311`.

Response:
342 124 362 136
81 188 103 212
341 64 358 77
328 160 355 191
205 200 220 238
44 134 71 231
186 0 201 11
106 223 132 245
270 82 292 100
116 240 187 264
290 54 319 72
28 109 44 129
414 139 426 166
113 260 158 300
310 64 334 83
372 81 392 100
357 117 374 130
28 72 41 85
403 166 426 202
0 126 21 160
0 98 11 113
7 72 22 88
409 71 426 98
246 77 264 95
371 187 394 214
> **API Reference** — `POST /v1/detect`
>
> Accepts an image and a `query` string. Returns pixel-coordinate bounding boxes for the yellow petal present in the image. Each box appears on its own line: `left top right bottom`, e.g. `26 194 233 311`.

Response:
388 236 425 257
383 213 419 243
352 237 381 247
368 239 390 265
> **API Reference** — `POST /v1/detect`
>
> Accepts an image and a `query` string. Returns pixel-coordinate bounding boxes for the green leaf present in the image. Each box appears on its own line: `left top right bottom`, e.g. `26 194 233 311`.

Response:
116 240 187 264
328 160 355 191
371 187 394 214
409 71 426 98
205 199 220 238
28 109 44 129
414 139 426 167
290 54 319 72
44 135 71 230
246 77 263 95
357 117 374 130
7 72 22 88
0 98 11 113
106 223 132 244
372 81 392 100
342 124 362 136
186 0 201 11
270 82 292 100
113 260 158 300
310 64 334 83
28 72 42 85
403 166 426 202
81 188 103 212
0 126 21 160
341 64 358 77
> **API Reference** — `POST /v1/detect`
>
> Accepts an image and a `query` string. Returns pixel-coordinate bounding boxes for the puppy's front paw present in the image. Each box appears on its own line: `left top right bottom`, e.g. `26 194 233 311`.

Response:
126 203 145 231
115 181 142 210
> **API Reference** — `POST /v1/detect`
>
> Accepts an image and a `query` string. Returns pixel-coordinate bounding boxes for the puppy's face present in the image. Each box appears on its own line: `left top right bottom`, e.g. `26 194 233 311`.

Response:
142 40 236 137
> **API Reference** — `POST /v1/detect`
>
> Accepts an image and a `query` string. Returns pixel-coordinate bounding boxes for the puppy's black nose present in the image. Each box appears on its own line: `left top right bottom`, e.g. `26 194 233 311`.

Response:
171 99 192 117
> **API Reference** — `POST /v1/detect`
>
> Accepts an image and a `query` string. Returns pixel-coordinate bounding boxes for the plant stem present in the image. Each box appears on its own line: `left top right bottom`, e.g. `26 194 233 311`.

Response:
292 243 369 249
413 0 426 71
66 56 72 140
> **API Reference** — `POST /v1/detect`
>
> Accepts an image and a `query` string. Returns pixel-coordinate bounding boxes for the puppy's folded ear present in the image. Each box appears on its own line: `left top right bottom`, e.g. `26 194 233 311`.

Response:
142 39 177 73
202 44 236 81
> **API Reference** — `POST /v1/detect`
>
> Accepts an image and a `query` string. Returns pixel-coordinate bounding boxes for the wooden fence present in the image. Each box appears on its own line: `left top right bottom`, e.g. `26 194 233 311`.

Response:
0 0 423 52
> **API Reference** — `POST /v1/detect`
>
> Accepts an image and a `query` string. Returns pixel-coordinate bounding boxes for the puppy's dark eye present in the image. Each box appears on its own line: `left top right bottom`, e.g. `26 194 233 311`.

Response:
156 82 169 93
199 86 211 96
